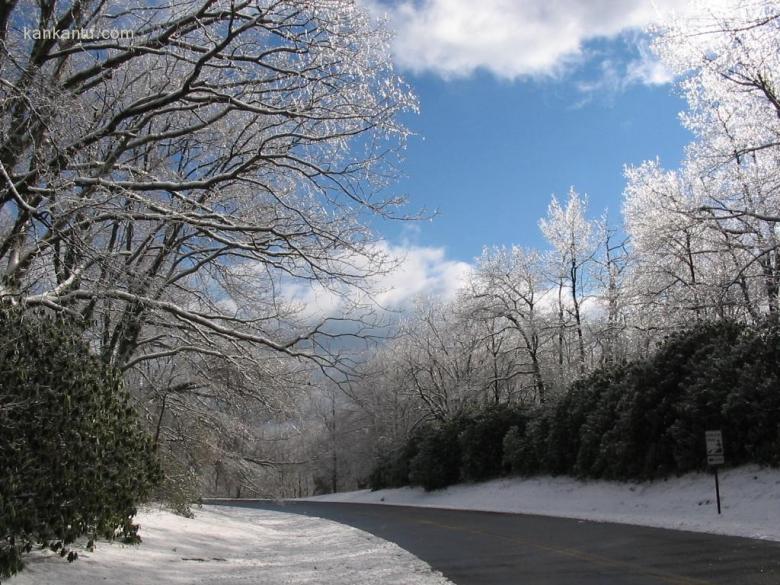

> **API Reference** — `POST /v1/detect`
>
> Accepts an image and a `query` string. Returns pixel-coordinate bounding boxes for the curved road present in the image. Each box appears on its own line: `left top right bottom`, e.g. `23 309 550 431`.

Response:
206 500 780 585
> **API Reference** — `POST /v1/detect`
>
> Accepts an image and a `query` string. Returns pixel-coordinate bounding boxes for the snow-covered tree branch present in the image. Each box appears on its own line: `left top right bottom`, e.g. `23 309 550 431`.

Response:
0 0 417 375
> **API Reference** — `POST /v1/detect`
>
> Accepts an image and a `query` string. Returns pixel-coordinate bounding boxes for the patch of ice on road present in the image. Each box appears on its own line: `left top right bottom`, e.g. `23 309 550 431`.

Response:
6 506 454 585
304 464 780 542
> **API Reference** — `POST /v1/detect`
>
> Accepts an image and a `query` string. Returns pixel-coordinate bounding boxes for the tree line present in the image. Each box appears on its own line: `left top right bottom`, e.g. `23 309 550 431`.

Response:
368 318 780 491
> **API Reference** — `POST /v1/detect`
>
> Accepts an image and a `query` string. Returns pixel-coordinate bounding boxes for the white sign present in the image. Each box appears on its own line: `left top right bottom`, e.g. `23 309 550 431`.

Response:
705 430 724 465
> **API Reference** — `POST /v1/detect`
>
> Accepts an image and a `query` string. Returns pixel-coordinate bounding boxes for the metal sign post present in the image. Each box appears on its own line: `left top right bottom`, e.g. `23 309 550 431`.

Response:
713 467 721 515
705 430 724 515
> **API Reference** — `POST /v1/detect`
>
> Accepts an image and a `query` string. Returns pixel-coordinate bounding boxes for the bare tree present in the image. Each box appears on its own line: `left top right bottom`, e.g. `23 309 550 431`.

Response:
539 189 597 375
637 0 780 317
593 216 629 365
468 245 548 403
0 0 416 380
391 299 492 421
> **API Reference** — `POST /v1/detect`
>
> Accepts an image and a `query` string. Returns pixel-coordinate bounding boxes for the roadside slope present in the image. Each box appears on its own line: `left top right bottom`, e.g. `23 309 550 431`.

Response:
304 464 780 541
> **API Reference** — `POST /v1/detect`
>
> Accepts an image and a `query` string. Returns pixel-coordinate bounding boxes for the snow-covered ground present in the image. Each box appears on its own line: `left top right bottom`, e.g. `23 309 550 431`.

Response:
305 464 780 542
6 505 452 585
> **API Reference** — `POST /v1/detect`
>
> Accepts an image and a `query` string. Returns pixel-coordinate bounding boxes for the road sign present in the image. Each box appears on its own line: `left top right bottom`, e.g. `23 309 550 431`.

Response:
705 430 724 466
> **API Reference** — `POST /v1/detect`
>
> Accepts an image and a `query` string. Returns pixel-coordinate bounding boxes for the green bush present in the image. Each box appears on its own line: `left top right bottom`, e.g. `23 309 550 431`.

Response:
723 319 780 465
368 433 424 491
605 322 743 479
153 451 200 518
459 406 526 482
571 319 780 479
502 423 537 476
574 367 627 477
409 419 465 491
0 308 160 578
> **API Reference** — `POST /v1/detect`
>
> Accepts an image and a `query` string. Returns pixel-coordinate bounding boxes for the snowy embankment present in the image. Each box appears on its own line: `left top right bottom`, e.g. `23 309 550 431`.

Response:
304 464 780 542
6 506 452 585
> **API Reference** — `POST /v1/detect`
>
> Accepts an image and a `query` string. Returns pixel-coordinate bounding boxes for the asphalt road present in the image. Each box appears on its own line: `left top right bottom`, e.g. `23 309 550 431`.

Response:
206 500 780 585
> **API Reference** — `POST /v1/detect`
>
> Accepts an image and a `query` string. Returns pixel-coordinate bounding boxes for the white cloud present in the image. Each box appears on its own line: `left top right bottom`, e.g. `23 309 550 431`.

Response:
368 0 693 81
283 242 472 321
372 242 472 307
284 281 347 322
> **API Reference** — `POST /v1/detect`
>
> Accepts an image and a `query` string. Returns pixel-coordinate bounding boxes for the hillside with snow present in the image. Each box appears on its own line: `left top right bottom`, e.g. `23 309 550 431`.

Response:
305 465 780 542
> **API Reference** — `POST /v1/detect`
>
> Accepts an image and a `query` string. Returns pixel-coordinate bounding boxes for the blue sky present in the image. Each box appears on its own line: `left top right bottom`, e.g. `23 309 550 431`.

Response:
385 65 691 262
362 0 698 270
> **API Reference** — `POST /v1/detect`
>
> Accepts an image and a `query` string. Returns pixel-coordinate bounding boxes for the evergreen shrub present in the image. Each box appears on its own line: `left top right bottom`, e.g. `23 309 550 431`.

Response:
0 308 159 578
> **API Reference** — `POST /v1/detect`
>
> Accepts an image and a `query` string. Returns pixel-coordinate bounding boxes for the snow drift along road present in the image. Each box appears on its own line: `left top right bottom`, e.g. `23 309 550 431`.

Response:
305 464 780 542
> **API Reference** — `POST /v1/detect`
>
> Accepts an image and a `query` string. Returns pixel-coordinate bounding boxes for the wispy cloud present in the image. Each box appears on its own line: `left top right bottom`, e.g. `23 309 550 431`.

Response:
573 39 674 103
626 45 674 86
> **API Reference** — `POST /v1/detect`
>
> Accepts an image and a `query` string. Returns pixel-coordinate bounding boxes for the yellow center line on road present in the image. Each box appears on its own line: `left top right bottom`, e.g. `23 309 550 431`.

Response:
412 518 716 585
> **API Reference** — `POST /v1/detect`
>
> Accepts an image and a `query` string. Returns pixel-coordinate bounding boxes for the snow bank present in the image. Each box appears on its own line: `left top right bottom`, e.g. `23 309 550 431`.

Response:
305 465 780 541
6 505 453 585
